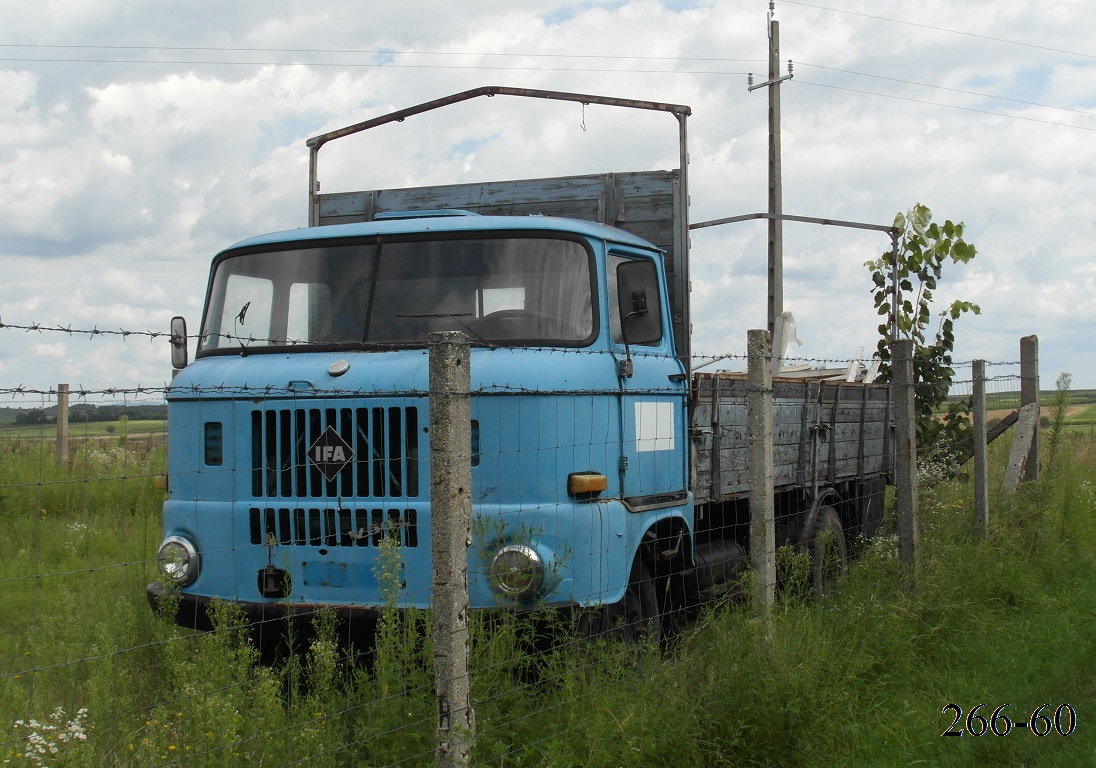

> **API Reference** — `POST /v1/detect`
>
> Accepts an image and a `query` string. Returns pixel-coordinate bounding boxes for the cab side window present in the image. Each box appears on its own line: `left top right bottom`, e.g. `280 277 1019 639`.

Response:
608 254 663 346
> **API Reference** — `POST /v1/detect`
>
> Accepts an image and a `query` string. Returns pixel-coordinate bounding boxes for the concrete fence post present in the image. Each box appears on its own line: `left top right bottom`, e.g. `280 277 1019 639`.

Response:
1019 335 1040 483
56 384 70 467
428 331 475 768
1003 404 1040 495
972 361 989 540
747 329 775 616
890 339 919 590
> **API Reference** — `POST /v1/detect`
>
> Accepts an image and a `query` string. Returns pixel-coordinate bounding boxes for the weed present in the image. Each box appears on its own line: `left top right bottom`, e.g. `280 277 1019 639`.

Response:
4 429 1096 766
7 707 89 767
775 543 812 605
1046 371 1072 475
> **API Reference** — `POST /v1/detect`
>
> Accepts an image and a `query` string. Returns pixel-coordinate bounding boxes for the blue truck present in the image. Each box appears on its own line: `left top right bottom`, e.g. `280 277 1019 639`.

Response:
149 87 891 644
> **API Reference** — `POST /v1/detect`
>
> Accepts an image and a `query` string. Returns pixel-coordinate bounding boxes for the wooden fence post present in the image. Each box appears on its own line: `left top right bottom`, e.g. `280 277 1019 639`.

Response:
890 339 919 589
747 329 775 616
56 384 70 467
428 331 475 768
1020 335 1040 482
972 361 989 539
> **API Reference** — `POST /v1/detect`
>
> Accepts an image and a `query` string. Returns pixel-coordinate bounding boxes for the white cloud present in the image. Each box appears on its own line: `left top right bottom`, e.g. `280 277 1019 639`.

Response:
0 0 1094 394
30 342 65 359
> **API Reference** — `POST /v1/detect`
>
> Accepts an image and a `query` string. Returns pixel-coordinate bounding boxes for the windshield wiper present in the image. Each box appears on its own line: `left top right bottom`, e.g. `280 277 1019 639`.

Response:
395 312 473 318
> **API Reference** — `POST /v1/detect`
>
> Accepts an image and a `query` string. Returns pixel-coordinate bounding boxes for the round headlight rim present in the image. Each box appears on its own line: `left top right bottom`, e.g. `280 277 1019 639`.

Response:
488 543 545 600
158 534 200 587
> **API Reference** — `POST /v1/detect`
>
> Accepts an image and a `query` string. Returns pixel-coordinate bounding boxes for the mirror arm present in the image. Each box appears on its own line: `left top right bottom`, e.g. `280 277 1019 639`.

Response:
618 310 643 379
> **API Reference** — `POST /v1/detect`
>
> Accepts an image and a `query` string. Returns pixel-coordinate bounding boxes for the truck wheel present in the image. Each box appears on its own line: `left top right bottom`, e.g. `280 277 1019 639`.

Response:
807 506 847 595
581 555 661 647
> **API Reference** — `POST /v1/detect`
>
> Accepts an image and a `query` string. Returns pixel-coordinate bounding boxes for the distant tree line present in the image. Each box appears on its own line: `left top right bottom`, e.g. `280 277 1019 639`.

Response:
12 403 167 425
14 410 53 425
70 404 167 422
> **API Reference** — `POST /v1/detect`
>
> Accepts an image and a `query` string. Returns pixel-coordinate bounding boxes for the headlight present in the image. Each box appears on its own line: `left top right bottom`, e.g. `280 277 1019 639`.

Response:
157 535 200 586
488 544 544 600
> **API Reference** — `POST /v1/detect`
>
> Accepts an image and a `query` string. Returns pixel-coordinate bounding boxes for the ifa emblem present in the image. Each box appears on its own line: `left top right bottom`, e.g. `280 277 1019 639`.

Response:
307 426 354 481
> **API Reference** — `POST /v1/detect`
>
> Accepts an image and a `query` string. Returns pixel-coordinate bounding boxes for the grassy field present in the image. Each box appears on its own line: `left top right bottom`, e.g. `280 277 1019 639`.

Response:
1 425 1094 766
0 419 166 438
946 387 1096 432
1066 403 1096 427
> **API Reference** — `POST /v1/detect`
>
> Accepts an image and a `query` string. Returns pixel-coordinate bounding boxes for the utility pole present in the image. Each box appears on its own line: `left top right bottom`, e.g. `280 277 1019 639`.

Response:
748 2 793 337
767 14 783 338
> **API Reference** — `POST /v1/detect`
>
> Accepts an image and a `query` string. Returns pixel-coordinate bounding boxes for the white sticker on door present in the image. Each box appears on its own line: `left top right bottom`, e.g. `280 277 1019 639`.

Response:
635 401 675 453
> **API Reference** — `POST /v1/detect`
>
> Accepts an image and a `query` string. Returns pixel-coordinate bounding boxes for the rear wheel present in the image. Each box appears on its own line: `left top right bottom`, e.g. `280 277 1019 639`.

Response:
806 506 847 595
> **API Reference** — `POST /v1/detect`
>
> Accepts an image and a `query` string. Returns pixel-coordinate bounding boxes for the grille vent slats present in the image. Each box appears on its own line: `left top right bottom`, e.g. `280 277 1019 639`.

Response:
250 507 419 548
250 406 420 499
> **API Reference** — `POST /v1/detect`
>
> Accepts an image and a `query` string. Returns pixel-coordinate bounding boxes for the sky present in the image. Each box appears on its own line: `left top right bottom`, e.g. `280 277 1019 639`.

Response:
1 0 1094 403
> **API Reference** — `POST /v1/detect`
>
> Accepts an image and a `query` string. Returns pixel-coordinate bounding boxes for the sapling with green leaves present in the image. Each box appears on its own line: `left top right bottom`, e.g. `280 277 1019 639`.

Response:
865 203 980 463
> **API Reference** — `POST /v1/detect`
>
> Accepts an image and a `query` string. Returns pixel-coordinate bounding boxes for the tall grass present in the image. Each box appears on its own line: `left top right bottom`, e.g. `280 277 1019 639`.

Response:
3 429 1095 766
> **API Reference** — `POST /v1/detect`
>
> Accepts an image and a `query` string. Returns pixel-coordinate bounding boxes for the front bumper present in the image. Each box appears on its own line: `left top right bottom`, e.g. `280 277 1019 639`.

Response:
146 581 582 653
146 581 383 646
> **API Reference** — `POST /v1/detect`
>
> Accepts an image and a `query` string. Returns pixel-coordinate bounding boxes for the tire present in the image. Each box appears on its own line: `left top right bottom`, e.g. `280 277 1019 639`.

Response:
806 506 847 595
581 555 661 647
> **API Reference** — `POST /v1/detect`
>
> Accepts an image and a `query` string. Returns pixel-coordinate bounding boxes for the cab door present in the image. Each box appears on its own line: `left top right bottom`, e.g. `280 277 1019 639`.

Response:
609 252 688 505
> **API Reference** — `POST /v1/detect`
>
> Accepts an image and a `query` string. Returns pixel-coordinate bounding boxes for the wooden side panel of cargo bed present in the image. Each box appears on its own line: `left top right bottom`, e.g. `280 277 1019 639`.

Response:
691 374 892 504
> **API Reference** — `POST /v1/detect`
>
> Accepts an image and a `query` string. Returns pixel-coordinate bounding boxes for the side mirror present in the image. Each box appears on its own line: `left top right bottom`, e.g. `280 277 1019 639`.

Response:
170 315 188 370
616 261 662 346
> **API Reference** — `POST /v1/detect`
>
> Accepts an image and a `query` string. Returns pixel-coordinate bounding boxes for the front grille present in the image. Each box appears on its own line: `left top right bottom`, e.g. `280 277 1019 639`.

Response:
251 406 420 499
250 506 419 548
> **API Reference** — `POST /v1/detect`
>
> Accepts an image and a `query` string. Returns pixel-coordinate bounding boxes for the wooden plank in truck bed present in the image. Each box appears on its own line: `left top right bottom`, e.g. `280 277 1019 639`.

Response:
691 373 892 504
316 170 682 325
316 170 676 246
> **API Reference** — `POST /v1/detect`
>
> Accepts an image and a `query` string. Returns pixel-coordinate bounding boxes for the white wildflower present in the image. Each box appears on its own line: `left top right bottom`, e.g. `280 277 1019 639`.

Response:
11 706 89 766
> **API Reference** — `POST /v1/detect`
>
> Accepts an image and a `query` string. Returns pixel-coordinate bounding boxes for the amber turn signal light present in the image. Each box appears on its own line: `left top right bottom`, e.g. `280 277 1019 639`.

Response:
567 471 607 497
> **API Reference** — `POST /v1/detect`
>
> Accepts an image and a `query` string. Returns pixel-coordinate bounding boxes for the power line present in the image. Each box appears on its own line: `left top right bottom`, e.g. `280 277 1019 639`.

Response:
780 0 1096 60
798 62 1096 119
10 56 1081 125
0 42 762 65
0 56 752 76
795 79 1096 132
2 37 1091 129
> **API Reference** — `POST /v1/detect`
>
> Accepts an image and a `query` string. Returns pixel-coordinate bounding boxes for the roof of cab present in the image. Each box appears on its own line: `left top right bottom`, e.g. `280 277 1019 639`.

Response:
222 213 661 254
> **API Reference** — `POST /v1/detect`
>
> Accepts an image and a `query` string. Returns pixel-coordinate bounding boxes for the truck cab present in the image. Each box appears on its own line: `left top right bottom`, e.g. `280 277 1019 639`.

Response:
152 208 692 640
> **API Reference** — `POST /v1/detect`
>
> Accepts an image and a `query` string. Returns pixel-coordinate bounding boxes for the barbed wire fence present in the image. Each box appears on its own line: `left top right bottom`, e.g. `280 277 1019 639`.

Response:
0 320 1043 767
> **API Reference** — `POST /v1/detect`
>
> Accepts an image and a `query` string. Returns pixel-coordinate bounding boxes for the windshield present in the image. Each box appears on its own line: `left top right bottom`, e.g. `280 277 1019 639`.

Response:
198 235 595 353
